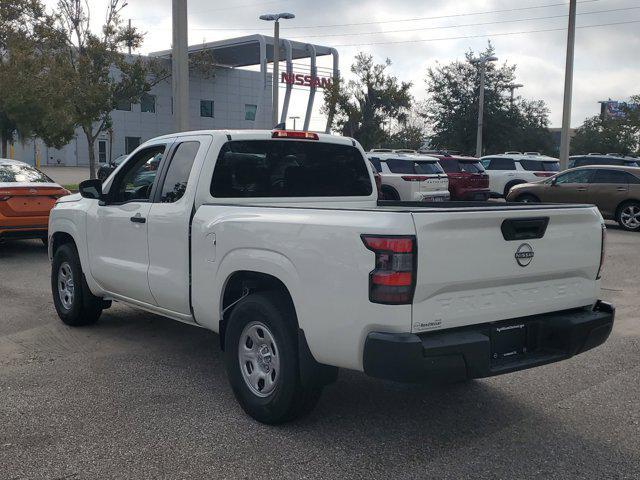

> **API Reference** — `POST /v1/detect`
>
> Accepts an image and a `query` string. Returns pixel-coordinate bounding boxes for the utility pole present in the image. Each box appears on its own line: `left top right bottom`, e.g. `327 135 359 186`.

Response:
472 55 497 158
172 0 189 132
289 115 300 130
559 0 577 170
260 13 295 127
127 19 132 55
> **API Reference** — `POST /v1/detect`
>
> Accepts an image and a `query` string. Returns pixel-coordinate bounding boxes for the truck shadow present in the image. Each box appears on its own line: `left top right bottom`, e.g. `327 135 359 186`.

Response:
80 307 638 478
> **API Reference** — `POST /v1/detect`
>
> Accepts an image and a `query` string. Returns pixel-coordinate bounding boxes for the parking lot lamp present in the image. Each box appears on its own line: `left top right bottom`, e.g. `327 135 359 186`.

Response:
260 13 296 127
471 55 498 158
508 83 524 108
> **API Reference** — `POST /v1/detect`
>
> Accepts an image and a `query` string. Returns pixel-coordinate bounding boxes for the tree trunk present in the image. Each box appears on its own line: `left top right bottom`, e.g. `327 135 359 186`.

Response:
83 128 97 179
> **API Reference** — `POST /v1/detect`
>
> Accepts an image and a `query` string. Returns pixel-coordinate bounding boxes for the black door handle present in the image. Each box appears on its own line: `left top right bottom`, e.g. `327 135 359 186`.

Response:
130 215 146 223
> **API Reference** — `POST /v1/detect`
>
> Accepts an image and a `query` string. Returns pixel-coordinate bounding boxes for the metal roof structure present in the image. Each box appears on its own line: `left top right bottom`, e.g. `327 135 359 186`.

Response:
151 35 339 132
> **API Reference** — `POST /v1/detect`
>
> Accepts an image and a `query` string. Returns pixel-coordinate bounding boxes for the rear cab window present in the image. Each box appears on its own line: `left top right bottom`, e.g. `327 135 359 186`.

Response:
519 159 560 172
210 140 372 198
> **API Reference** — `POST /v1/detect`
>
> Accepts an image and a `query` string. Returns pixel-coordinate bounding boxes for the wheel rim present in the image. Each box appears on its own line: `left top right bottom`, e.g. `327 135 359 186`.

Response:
238 321 280 397
621 205 640 229
57 262 75 310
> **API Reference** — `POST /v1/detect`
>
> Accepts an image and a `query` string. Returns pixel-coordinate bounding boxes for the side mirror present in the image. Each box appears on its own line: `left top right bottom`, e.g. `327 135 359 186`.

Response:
79 179 103 200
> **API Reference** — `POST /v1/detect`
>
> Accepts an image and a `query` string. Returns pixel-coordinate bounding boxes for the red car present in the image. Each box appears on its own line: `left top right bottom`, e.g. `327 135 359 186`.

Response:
432 154 490 201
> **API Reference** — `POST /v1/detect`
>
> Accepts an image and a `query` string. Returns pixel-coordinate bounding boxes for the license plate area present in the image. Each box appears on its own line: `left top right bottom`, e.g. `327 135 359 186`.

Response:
491 323 528 361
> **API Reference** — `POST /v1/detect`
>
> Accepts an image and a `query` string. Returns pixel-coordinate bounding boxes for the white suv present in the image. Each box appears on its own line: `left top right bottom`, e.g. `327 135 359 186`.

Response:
367 153 450 201
481 153 560 197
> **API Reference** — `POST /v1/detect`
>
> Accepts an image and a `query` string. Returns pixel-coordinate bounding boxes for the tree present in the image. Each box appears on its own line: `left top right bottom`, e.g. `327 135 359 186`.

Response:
0 0 76 156
52 0 171 178
571 114 639 156
324 53 413 150
423 44 554 156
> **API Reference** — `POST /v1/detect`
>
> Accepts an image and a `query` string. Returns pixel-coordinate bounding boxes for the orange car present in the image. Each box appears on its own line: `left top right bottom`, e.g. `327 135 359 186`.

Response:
0 159 69 244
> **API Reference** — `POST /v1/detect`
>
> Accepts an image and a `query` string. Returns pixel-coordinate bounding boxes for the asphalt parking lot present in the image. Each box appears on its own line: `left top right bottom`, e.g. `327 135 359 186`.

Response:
1 225 639 479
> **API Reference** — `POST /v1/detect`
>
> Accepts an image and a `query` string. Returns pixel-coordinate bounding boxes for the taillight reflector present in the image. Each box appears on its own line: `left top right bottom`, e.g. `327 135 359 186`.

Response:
272 130 319 140
362 235 416 305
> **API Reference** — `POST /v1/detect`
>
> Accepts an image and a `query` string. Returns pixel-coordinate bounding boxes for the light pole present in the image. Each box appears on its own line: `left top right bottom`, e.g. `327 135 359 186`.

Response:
289 115 300 130
508 83 524 108
172 0 189 132
471 55 498 158
260 12 295 127
559 0 577 170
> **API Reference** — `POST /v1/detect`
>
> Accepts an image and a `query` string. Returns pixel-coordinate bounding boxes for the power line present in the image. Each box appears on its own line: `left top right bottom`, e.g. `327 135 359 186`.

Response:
187 0 602 31
332 18 640 47
286 6 640 40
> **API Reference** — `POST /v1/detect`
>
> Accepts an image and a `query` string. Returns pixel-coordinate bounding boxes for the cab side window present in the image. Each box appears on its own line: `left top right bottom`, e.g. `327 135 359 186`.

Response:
159 141 200 203
592 169 634 184
109 145 165 203
555 169 593 184
487 158 515 170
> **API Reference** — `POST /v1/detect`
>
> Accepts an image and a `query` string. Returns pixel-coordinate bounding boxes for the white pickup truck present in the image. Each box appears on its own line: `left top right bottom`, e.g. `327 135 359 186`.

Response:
49 129 614 424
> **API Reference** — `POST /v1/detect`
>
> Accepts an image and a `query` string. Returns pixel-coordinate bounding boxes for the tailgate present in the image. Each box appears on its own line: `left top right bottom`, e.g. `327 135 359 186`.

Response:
419 176 448 193
411 206 603 333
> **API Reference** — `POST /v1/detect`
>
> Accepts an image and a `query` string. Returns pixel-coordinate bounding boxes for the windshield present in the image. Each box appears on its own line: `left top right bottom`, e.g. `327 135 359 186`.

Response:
0 164 53 183
519 160 560 172
624 160 640 167
441 159 484 173
385 158 444 175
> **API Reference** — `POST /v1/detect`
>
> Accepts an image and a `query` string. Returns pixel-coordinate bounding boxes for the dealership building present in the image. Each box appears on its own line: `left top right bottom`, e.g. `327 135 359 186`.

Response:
12 35 338 167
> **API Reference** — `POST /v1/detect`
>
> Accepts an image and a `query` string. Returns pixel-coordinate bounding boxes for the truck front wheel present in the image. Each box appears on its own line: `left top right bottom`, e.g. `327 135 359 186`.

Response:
51 243 103 326
224 292 322 424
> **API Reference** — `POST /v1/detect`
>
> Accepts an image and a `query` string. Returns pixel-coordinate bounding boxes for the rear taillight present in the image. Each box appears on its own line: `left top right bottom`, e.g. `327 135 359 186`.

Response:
272 130 319 140
401 176 429 182
361 235 416 304
597 224 606 280
534 172 554 177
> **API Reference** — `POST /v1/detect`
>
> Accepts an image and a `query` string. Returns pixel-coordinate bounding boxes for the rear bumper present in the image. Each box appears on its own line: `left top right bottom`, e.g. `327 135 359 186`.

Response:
454 187 490 201
413 191 450 201
363 301 614 383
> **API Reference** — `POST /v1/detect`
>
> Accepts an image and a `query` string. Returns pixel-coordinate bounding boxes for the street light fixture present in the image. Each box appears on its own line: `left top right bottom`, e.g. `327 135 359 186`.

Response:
260 12 296 127
289 115 301 130
507 83 524 107
471 55 498 158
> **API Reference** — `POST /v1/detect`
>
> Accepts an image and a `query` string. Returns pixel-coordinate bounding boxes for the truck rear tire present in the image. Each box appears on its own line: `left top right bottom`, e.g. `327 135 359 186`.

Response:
224 292 322 424
51 243 103 326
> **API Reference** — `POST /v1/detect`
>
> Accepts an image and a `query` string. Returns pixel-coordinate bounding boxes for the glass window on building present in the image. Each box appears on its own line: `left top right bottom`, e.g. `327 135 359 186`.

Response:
125 136 141 154
244 104 257 121
98 140 107 163
200 100 214 118
141 93 156 113
115 98 131 111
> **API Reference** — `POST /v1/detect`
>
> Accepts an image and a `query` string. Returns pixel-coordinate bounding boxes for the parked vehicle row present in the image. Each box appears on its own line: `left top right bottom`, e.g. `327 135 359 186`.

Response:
48 129 614 424
0 159 69 243
367 152 490 201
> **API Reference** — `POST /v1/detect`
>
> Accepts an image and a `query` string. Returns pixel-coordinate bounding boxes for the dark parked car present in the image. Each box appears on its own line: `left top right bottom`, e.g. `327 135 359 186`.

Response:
507 166 640 231
569 154 639 169
432 154 490 200
97 154 128 181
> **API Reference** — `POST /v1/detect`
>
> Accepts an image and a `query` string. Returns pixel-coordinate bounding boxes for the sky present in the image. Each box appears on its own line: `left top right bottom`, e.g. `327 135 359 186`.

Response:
45 0 640 131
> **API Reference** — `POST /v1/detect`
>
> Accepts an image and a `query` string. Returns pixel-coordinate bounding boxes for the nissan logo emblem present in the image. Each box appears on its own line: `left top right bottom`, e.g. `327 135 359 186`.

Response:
515 243 534 267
